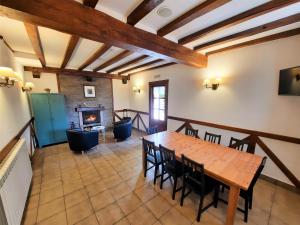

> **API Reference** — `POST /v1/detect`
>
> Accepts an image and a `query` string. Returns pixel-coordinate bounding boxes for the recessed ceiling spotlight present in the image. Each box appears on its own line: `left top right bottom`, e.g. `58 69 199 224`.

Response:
156 6 172 18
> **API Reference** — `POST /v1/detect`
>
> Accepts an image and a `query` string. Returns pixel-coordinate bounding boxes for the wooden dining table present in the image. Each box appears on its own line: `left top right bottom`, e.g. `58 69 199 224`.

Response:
143 131 263 225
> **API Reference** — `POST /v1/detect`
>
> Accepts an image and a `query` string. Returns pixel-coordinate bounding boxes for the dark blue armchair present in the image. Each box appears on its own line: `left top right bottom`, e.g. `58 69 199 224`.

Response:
66 129 99 152
113 119 132 141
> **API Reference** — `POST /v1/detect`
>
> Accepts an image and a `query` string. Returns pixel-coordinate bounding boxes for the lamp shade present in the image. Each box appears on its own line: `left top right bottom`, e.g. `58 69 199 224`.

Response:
0 67 20 81
24 82 34 89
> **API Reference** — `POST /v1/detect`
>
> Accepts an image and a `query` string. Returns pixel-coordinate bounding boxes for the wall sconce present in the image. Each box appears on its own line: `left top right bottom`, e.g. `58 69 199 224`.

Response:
133 86 141 93
22 82 34 92
203 77 222 90
0 67 22 88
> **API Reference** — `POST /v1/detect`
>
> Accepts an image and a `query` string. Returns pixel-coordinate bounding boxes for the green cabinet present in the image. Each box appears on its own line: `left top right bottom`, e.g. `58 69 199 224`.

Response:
30 93 67 147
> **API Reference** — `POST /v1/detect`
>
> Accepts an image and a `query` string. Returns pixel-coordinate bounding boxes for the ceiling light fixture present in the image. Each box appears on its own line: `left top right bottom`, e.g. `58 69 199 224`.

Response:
0 67 22 88
156 7 172 18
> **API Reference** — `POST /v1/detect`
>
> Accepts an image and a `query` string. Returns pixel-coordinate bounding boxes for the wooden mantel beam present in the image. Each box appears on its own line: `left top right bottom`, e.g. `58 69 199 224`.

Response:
127 0 164 25
24 23 46 67
23 66 128 80
0 0 207 68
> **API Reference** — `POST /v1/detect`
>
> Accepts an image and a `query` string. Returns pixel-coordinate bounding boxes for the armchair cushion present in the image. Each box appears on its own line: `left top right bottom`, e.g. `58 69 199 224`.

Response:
66 129 99 152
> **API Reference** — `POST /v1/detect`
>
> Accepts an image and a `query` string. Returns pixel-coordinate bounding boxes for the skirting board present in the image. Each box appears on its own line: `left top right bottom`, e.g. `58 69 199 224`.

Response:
260 174 299 194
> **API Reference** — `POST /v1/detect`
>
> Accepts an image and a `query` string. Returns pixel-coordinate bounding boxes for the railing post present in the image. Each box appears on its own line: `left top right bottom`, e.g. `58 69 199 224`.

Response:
137 113 140 131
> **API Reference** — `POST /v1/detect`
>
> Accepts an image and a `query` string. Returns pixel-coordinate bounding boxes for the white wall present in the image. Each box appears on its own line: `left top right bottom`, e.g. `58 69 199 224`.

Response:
0 39 31 151
112 79 130 110
114 35 300 186
24 72 58 93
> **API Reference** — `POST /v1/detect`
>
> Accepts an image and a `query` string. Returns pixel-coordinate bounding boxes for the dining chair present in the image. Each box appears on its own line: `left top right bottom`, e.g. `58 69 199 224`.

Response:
159 145 184 200
228 137 251 152
146 126 158 135
220 156 267 222
142 138 162 184
185 127 199 138
204 131 221 144
180 154 219 222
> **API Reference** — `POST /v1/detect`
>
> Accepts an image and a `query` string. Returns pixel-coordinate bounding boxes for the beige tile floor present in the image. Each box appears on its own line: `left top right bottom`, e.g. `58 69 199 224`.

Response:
23 130 300 225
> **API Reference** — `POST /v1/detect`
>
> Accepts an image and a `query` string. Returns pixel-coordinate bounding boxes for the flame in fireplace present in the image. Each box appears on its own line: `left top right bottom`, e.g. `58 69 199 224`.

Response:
85 115 97 122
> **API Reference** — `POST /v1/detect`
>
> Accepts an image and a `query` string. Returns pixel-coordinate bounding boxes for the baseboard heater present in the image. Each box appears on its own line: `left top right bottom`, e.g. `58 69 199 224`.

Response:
0 139 32 225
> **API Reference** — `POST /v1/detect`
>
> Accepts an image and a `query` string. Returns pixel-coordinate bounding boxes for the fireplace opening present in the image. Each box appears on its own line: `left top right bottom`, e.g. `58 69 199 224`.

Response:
82 110 100 125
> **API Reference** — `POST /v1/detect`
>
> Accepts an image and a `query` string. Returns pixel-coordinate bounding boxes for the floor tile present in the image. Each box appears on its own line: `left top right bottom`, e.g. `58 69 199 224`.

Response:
64 188 89 208
134 183 158 203
160 207 191 225
37 211 67 225
75 214 99 225
39 185 64 205
117 193 143 215
110 182 132 199
146 195 172 219
126 205 157 225
96 203 124 225
37 198 65 222
66 199 94 225
90 190 115 211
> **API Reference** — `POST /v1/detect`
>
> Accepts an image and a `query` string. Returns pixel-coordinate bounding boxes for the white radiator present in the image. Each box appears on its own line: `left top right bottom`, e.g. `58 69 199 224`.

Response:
0 139 32 225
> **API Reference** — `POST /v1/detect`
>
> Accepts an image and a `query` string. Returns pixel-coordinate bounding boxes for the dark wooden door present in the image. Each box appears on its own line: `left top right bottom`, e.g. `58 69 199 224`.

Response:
149 80 169 132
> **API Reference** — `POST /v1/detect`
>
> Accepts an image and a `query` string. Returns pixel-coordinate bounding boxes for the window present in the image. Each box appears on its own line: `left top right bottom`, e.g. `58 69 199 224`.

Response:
152 86 165 121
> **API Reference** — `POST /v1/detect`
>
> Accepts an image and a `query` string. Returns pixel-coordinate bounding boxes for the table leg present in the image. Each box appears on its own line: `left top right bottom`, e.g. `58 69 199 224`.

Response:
226 185 240 225
142 147 146 172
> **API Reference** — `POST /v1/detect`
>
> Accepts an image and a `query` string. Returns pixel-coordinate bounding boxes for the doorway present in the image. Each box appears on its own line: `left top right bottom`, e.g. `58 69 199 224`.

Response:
149 80 169 132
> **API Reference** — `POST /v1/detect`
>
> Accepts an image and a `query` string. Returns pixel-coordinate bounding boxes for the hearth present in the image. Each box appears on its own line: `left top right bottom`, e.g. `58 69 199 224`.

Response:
75 106 105 128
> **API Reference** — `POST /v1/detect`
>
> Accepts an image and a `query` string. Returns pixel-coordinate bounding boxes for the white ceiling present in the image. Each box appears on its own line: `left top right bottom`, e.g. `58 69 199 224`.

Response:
0 0 300 75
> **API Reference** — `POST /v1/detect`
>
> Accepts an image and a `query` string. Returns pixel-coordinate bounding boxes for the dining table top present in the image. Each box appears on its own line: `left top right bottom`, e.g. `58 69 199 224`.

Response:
143 131 263 190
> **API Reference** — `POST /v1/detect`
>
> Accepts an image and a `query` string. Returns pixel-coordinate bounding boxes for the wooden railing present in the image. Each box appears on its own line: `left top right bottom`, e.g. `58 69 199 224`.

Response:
0 117 38 163
114 109 300 189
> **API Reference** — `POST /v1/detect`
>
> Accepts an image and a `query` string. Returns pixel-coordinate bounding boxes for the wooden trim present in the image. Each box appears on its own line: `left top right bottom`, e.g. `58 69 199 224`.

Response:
107 55 149 73
61 35 80 68
110 78 115 122
119 59 164 74
93 50 133 72
206 28 300 55
129 62 176 75
56 73 61 92
79 44 111 70
260 175 300 194
179 0 300 45
113 112 123 121
127 0 164 26
0 35 15 53
0 0 207 68
138 114 147 131
24 23 46 66
195 13 300 51
256 137 300 189
158 0 230 36
24 66 127 80
0 117 34 163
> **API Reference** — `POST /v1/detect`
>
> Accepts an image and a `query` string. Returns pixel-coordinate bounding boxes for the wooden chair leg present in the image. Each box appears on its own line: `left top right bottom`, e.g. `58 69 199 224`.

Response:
197 196 204 222
153 165 158 184
244 197 249 222
160 168 164 189
213 186 219 208
249 194 253 210
172 177 177 200
144 161 147 177
180 185 186 206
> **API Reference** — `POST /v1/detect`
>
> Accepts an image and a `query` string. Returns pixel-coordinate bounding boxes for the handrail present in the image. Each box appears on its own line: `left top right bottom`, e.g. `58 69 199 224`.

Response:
0 117 35 163
114 109 300 189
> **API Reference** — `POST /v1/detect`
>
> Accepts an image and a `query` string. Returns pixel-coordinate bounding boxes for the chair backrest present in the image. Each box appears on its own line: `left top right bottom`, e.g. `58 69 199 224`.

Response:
185 127 199 138
228 137 250 151
181 154 205 190
146 126 158 135
142 138 158 162
159 145 176 164
204 131 221 144
248 157 267 191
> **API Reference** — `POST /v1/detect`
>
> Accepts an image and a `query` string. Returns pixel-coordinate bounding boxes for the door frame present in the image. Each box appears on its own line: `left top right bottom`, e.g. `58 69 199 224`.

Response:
149 79 169 131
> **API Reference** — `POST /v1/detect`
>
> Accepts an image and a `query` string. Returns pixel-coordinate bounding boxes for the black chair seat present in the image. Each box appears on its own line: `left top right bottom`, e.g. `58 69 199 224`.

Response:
185 174 217 195
165 160 183 177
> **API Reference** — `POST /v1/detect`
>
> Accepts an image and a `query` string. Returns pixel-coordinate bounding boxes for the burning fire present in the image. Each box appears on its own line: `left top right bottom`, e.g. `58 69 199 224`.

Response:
85 115 97 122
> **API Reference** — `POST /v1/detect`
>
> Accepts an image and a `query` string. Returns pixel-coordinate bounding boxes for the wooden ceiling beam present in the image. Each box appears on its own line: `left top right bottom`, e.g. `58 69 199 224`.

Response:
158 0 230 36
61 0 98 68
93 50 133 72
61 35 80 68
23 66 127 80
24 22 46 67
127 0 164 25
206 28 300 55
179 0 300 45
107 55 150 73
78 44 111 70
129 62 176 75
119 59 164 74
0 0 207 68
195 13 300 51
